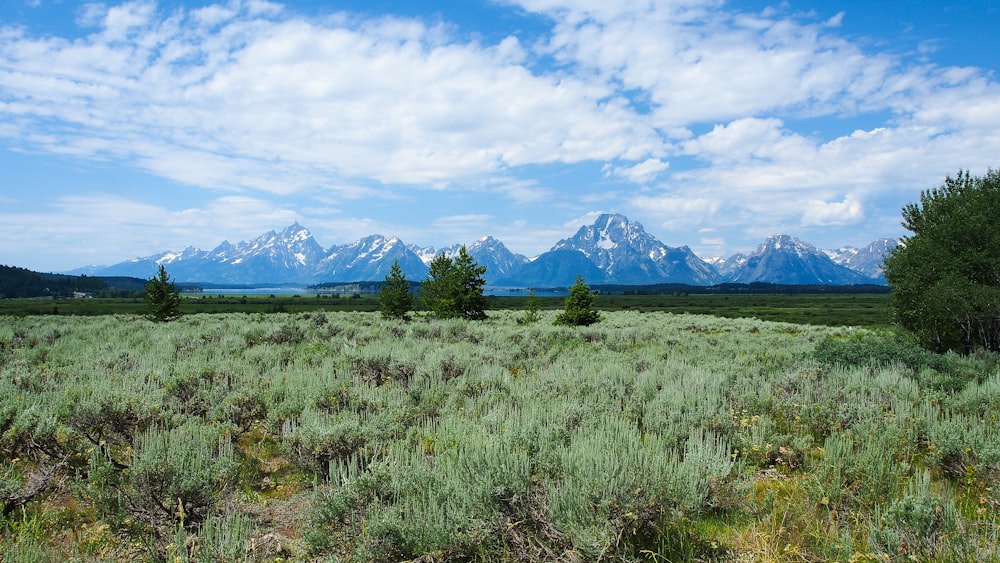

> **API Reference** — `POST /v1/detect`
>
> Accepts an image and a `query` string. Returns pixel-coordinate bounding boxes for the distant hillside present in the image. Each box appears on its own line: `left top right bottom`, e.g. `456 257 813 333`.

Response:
0 266 148 298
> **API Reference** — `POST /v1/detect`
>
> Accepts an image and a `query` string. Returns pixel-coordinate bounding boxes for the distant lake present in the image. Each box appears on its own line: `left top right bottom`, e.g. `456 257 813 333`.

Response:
189 286 567 296
195 287 310 295
485 288 568 296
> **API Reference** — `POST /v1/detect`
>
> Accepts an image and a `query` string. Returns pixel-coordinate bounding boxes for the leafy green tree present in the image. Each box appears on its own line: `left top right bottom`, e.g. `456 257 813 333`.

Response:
554 274 600 326
420 246 488 320
883 169 1000 352
379 260 414 320
144 265 182 322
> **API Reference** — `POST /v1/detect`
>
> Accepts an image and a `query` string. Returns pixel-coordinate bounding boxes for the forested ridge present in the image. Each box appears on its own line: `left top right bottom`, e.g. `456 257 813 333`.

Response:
0 265 147 298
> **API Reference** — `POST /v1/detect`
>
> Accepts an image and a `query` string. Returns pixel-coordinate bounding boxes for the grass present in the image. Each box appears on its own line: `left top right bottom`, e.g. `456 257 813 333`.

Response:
0 291 890 327
1 308 995 561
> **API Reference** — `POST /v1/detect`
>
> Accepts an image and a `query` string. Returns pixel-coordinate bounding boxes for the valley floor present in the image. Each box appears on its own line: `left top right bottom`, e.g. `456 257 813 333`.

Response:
1 310 997 561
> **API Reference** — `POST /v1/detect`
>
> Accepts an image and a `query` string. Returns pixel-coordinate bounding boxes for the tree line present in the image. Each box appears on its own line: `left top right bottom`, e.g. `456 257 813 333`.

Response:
0 265 110 298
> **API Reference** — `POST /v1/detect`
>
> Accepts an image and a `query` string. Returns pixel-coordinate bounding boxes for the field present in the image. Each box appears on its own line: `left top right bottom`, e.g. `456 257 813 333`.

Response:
0 292 890 327
2 309 999 561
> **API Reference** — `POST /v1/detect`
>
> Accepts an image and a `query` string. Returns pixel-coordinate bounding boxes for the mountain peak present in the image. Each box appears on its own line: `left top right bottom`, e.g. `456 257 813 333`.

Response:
593 212 631 229
761 234 810 250
728 234 870 285
544 213 718 285
67 219 891 286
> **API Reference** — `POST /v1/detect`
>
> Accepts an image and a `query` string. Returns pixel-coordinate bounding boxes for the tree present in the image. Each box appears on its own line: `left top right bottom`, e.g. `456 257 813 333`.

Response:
883 169 1000 352
451 246 488 320
554 275 600 326
421 253 458 318
517 289 542 325
144 265 182 322
420 246 488 320
379 260 414 320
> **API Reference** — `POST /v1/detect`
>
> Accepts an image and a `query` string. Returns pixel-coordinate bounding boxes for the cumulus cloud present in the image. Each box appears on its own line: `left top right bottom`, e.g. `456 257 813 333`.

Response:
0 2 663 194
3 0 1000 265
607 158 669 184
508 0 897 127
801 196 864 226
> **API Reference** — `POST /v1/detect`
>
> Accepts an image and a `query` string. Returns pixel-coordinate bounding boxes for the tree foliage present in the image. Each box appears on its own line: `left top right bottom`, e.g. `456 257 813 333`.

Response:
517 289 542 325
144 265 182 322
420 246 488 320
554 274 600 326
378 260 414 320
883 169 1000 352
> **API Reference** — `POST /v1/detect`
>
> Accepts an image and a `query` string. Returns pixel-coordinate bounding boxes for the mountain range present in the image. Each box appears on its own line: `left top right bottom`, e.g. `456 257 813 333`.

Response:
66 214 898 287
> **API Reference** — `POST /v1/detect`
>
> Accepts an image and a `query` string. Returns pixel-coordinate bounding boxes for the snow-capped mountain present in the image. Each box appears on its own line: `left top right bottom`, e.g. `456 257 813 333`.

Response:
73 224 326 284
708 253 747 279
198 223 326 284
466 236 529 284
824 238 900 279
725 235 872 285
68 218 894 287
505 213 719 286
315 235 428 282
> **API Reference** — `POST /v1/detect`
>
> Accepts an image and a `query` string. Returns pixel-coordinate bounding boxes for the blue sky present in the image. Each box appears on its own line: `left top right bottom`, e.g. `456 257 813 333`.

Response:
1 0 998 272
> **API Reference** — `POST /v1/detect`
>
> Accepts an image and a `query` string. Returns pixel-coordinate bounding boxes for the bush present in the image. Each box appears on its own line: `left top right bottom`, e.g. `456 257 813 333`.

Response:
813 331 992 391
813 331 931 370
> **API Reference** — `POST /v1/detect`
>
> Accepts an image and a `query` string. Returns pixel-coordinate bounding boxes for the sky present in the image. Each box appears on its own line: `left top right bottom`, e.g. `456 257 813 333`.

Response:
1 0 998 273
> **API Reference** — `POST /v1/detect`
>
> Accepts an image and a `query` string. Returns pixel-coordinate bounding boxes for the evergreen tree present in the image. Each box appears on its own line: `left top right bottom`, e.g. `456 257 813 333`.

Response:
554 275 600 326
421 253 457 318
144 265 182 322
451 246 488 320
379 260 413 320
420 246 488 320
883 169 1000 352
517 289 542 325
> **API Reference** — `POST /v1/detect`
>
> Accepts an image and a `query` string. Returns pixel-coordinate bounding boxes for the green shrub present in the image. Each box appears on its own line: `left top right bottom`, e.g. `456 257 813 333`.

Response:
126 422 238 530
813 331 931 370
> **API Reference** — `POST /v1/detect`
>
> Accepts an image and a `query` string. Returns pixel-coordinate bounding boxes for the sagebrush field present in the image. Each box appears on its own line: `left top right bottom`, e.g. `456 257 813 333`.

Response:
2 310 998 561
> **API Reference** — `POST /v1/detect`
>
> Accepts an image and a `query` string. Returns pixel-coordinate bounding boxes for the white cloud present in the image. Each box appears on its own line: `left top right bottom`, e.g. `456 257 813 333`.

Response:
563 211 608 230
801 196 864 226
0 3 664 194
3 0 1000 265
607 158 669 184
0 192 303 269
488 179 553 204
511 0 897 128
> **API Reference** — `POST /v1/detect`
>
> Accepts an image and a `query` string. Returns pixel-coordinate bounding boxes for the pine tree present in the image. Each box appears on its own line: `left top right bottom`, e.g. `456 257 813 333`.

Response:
421 253 457 318
420 246 488 320
517 289 541 325
554 275 600 326
144 265 182 322
379 260 414 320
451 246 488 320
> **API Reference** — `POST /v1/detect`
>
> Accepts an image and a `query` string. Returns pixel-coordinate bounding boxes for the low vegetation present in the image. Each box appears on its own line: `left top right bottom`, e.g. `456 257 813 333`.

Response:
2 309 998 561
0 292 890 327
